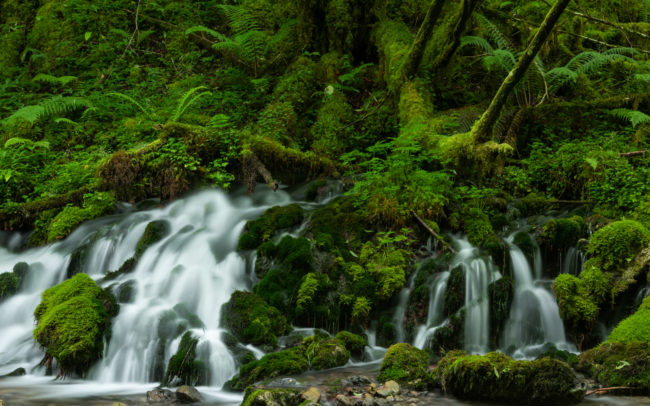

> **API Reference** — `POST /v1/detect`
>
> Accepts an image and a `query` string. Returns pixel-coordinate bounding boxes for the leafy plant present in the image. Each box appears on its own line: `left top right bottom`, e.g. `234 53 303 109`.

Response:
610 108 650 128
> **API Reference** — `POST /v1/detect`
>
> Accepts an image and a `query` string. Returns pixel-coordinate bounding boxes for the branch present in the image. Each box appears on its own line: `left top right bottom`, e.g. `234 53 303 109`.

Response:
585 387 633 396
620 150 647 157
412 211 457 254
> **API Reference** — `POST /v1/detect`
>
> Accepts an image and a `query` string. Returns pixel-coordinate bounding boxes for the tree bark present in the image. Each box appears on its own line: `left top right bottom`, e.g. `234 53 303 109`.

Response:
472 0 573 143
402 0 448 78
429 0 483 73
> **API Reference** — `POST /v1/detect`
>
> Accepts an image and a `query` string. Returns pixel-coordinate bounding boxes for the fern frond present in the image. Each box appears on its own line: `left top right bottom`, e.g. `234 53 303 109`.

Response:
4 105 44 125
484 49 516 73
475 14 513 51
4 137 33 148
54 117 78 125
39 97 91 122
235 30 268 63
217 5 261 35
268 19 297 49
33 74 78 87
107 92 152 119
610 108 650 128
642 0 650 22
602 47 639 56
460 36 495 54
546 67 579 92
171 86 212 122
185 25 220 37
634 73 650 83
208 114 231 128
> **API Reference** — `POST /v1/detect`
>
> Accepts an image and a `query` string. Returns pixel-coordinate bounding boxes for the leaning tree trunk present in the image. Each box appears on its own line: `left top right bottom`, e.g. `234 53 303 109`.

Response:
429 0 483 73
402 0 448 78
472 0 573 143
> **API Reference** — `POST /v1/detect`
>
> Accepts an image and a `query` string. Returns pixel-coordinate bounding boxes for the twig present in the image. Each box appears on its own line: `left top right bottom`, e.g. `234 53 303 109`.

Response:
585 386 632 396
620 150 648 157
411 210 457 254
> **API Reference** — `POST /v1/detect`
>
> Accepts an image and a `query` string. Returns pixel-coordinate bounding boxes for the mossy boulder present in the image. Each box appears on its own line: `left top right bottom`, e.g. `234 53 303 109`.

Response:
576 341 650 394
378 343 430 388
434 351 584 405
101 257 138 282
242 388 302 406
607 295 650 343
135 220 170 258
587 220 650 273
33 273 118 376
220 291 290 347
47 192 115 242
553 273 600 333
0 262 24 300
488 276 514 347
238 204 304 250
540 216 586 249
305 336 350 370
515 193 553 217
334 331 367 357
444 266 465 316
464 208 500 251
163 331 205 386
229 347 310 390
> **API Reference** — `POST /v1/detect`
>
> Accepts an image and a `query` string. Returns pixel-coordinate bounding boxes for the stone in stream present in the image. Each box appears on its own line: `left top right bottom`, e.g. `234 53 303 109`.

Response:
376 380 400 397
301 387 321 403
2 367 26 377
146 388 175 402
176 385 203 403
242 388 302 406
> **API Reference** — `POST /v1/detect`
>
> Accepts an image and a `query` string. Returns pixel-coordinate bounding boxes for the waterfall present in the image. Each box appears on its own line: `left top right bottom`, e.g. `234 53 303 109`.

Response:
503 235 576 358
392 268 420 343
562 246 585 275
0 188 293 387
412 271 448 349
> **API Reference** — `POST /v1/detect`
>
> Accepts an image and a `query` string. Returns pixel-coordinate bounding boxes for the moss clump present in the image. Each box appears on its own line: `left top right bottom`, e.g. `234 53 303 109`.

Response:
334 331 367 357
305 336 350 370
307 196 364 257
0 271 21 300
587 220 650 273
238 204 304 250
163 331 204 386
488 276 514 347
576 341 650 393
47 192 115 242
241 388 302 406
552 273 599 332
378 343 430 388
444 266 465 316
607 296 650 343
515 193 553 217
230 346 310 390
220 291 290 347
434 351 584 405
464 208 500 251
513 232 536 259
101 257 138 282
33 273 118 376
540 216 586 249
135 220 170 258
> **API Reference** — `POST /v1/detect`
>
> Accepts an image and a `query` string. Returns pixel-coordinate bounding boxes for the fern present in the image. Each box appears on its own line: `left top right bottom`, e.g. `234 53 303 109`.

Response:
610 109 650 128
171 86 212 122
185 25 221 38
641 0 649 23
475 14 513 51
107 92 153 119
33 74 78 87
218 4 262 34
3 97 91 126
460 36 495 54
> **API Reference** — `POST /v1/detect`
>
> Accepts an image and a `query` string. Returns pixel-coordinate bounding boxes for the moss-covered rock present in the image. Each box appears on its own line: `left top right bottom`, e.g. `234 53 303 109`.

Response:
434 351 584 405
464 208 500 250
238 204 304 250
101 257 138 282
607 295 650 343
241 388 302 406
444 266 464 316
163 331 205 386
488 276 514 348
135 220 170 258
576 341 650 394
305 336 350 370
587 220 650 273
33 273 118 376
515 193 553 217
334 331 367 357
220 291 290 347
378 343 430 388
0 271 20 300
553 273 599 333
540 216 586 249
47 192 115 242
230 346 310 390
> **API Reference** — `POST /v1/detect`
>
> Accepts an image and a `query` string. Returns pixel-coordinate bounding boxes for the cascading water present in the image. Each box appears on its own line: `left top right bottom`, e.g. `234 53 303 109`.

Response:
0 188 297 392
562 246 585 275
412 271 448 349
392 269 420 343
503 235 576 358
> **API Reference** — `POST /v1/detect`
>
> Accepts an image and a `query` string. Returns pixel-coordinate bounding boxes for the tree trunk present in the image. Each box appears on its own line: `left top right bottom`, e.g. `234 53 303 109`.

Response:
402 0 448 78
429 0 483 73
472 0 573 143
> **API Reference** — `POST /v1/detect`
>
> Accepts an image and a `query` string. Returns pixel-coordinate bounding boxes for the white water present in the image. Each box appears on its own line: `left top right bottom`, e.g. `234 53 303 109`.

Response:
413 271 448 349
0 188 295 392
503 235 576 358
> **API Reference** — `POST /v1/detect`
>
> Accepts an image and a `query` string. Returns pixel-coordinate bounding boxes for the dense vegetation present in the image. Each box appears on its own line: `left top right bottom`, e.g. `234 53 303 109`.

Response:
0 0 649 402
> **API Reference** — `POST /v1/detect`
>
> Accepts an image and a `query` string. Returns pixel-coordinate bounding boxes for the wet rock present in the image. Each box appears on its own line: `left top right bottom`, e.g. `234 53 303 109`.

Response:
242 388 302 406
376 380 400 398
335 394 355 406
265 377 301 388
2 367 26 377
176 385 203 403
341 375 375 387
146 388 175 402
302 387 321 403
0 400 5 406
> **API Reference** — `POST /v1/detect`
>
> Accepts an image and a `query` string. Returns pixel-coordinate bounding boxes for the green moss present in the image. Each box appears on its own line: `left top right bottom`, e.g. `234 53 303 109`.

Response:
587 220 650 273
308 197 364 257
238 204 304 250
335 331 367 357
512 232 535 259
552 273 599 331
576 341 650 393
0 272 20 299
241 388 302 406
220 291 289 347
33 273 118 376
163 331 204 386
444 266 465 316
488 276 514 347
378 343 430 388
515 193 553 217
306 337 350 370
47 192 115 242
135 220 170 258
464 208 500 250
310 93 355 156
608 296 650 343
231 346 310 390
101 257 138 282
434 351 584 404
540 216 586 248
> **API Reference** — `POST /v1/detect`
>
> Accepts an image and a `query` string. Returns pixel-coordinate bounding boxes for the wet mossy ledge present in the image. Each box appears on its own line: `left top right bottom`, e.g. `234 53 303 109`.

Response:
32 273 119 377
0 262 28 300
225 332 365 390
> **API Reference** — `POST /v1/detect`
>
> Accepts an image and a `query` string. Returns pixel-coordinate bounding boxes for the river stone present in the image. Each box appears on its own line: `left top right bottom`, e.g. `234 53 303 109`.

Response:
376 380 400 397
2 367 26 377
176 385 203 403
302 387 321 403
335 394 355 406
341 375 375 387
0 400 5 406
146 388 175 402
243 388 302 406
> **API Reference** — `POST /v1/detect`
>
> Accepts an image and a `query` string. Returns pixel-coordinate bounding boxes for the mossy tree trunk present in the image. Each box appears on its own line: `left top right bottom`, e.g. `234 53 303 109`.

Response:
472 0 573 143
402 0 448 78
428 0 483 74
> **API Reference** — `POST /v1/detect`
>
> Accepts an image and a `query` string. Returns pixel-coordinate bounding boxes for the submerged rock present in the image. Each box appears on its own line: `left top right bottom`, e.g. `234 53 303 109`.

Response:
176 385 203 403
146 387 175 402
301 387 321 403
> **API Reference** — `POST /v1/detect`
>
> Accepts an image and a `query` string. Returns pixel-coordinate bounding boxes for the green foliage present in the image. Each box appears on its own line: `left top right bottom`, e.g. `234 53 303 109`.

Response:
587 220 650 272
610 108 650 128
163 331 204 386
33 273 118 376
220 291 289 347
577 342 650 393
378 343 430 388
2 96 92 127
47 192 115 242
540 216 586 248
238 204 304 250
434 351 584 404
608 296 650 343
334 331 367 356
305 336 350 370
552 274 599 331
